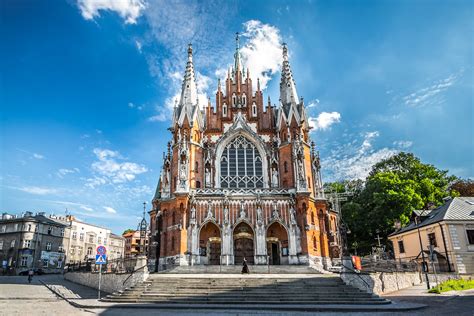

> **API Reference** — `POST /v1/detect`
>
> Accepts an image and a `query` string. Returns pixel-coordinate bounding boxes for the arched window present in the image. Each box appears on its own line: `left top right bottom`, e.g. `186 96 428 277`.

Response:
284 161 288 173
223 103 227 117
196 181 201 188
311 212 315 225
232 93 237 107
172 211 176 225
242 93 247 106
220 135 263 188
313 236 317 250
252 102 257 117
195 161 199 173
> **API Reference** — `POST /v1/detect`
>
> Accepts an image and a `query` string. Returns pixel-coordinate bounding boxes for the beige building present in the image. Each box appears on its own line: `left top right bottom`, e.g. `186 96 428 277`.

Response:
389 197 474 274
108 233 125 261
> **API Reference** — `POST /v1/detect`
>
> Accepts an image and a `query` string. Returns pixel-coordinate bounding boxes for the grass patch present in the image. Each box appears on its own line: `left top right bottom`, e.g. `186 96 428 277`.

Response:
428 279 474 294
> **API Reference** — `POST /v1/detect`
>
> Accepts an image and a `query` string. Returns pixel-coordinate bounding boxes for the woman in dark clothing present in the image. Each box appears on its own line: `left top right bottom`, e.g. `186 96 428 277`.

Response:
242 257 249 274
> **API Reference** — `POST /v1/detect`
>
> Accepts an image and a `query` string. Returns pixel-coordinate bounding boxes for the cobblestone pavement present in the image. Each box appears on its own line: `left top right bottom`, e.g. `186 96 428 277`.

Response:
1 275 473 316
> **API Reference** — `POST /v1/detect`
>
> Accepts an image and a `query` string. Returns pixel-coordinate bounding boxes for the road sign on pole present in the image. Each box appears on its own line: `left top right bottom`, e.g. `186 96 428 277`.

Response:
96 245 107 256
95 245 107 300
95 254 107 264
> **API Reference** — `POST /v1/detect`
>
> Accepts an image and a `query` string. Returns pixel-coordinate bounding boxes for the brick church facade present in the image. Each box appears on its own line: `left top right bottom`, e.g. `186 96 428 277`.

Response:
149 35 340 270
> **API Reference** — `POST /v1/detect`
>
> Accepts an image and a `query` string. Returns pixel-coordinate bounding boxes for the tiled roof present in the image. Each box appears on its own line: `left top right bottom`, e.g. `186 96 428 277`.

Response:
390 197 474 236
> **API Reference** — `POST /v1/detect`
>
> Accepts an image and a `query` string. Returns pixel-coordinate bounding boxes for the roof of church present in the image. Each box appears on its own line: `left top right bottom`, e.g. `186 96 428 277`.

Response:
389 197 474 236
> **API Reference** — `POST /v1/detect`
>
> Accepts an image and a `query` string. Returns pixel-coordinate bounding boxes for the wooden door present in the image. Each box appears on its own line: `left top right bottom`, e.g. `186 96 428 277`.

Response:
209 242 221 265
234 238 254 265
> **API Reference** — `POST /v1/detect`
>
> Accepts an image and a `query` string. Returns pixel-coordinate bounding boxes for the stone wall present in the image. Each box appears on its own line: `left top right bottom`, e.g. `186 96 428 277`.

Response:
341 271 462 295
65 269 148 294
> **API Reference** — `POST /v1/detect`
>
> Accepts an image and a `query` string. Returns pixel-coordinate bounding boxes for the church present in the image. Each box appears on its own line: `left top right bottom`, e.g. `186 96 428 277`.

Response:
149 35 340 270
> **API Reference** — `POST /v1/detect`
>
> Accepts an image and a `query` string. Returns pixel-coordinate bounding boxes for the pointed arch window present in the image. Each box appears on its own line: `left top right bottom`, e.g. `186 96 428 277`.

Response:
223 103 227 117
232 94 237 107
242 93 247 106
220 135 263 188
252 102 257 117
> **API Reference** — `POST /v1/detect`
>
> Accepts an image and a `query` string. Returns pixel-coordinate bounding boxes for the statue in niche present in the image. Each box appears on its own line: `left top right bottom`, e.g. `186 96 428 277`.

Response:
190 206 196 220
206 203 213 219
289 206 296 225
272 208 280 219
240 203 246 219
297 159 305 180
256 206 263 222
205 166 211 187
179 162 187 181
223 206 229 224
271 168 279 188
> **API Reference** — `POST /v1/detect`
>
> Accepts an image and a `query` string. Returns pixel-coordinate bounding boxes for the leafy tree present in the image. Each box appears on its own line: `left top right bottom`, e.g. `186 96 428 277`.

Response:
449 179 474 196
341 152 456 255
123 229 135 235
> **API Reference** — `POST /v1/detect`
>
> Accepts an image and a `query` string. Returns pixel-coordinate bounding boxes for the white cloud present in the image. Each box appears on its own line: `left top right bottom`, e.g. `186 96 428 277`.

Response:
57 168 80 178
309 112 341 131
307 99 319 108
80 205 93 212
88 148 147 187
77 0 146 24
403 73 458 107
240 20 283 90
322 131 399 181
393 140 413 149
33 153 44 159
103 206 117 214
17 186 58 195
128 102 143 110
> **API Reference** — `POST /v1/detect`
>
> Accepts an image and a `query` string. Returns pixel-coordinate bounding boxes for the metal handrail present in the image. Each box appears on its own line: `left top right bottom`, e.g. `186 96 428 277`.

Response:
122 264 148 286
340 263 371 289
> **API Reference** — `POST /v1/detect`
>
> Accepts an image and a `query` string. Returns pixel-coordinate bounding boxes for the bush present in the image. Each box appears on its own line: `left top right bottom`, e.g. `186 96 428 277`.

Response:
428 279 474 294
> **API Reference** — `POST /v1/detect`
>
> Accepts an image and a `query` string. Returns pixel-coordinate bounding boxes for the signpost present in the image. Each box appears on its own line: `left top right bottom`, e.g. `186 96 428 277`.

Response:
95 245 107 299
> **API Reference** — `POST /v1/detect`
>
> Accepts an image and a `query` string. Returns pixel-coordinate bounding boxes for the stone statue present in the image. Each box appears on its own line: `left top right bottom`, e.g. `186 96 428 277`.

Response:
240 204 246 219
298 159 305 180
205 167 211 187
271 168 279 187
206 203 213 219
256 206 262 222
289 206 296 225
223 206 229 223
191 206 196 219
272 208 279 219
179 163 187 181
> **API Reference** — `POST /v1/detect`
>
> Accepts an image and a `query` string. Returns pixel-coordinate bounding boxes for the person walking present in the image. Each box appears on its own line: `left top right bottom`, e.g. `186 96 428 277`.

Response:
241 257 249 274
27 269 34 283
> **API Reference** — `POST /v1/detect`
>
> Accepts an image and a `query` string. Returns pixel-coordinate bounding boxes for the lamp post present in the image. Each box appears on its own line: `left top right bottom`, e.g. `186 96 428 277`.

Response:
415 212 430 289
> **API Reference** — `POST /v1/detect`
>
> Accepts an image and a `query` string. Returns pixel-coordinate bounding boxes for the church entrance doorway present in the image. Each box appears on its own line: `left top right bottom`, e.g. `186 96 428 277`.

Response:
199 222 221 265
266 222 289 265
233 222 254 265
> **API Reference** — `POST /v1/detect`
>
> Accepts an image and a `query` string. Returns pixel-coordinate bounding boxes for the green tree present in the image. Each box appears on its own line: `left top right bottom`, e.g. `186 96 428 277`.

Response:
122 229 135 235
341 152 456 255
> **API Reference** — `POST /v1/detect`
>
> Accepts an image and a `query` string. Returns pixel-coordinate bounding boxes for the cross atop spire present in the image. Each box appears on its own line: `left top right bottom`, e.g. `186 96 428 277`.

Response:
234 32 242 76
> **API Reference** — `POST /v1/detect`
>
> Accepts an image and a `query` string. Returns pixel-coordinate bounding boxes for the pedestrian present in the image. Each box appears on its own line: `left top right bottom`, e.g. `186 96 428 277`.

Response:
241 257 249 274
27 269 34 283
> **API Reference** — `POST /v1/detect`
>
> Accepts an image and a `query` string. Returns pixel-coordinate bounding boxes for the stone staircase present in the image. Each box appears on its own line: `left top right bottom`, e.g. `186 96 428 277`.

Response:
103 273 390 306
158 264 323 274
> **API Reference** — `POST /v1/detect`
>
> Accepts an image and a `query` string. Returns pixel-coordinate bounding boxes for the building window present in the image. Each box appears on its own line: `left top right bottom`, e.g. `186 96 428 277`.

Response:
14 223 18 231
220 135 264 188
72 231 77 239
0 240 3 250
70 248 75 255
60 229 65 237
232 94 237 107
27 224 32 232
252 103 257 117
223 103 227 117
104 238 107 245
195 161 199 173
47 227 52 235
467 230 474 245
196 181 201 188
20 256 28 267
242 93 247 106
284 161 288 173
98 237 102 244
46 242 52 251
89 235 94 243
80 233 84 241
1 225 6 233
428 233 437 247
313 236 317 250
23 240 31 248
10 240 15 248
87 247 92 256
398 240 405 253
58 245 64 252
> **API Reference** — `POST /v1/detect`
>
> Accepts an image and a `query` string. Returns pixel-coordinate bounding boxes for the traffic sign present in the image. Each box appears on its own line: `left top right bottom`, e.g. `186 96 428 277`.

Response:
96 254 107 264
96 245 107 255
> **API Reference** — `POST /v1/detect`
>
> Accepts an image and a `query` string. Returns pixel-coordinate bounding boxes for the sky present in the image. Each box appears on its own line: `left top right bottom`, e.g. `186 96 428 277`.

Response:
1 0 473 235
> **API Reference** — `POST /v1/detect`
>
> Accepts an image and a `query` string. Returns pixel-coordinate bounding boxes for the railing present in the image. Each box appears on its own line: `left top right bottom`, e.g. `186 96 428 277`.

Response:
66 257 137 273
193 188 293 195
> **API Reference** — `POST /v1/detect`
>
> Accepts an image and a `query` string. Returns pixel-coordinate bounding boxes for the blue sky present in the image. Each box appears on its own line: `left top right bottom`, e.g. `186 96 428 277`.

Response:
1 0 473 234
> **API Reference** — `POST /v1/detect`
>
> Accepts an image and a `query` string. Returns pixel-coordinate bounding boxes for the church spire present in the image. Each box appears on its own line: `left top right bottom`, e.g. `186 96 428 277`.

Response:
280 43 299 106
234 32 242 74
175 44 199 126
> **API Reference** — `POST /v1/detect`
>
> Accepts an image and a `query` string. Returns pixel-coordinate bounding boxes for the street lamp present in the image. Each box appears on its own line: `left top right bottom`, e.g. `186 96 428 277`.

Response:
415 211 430 289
